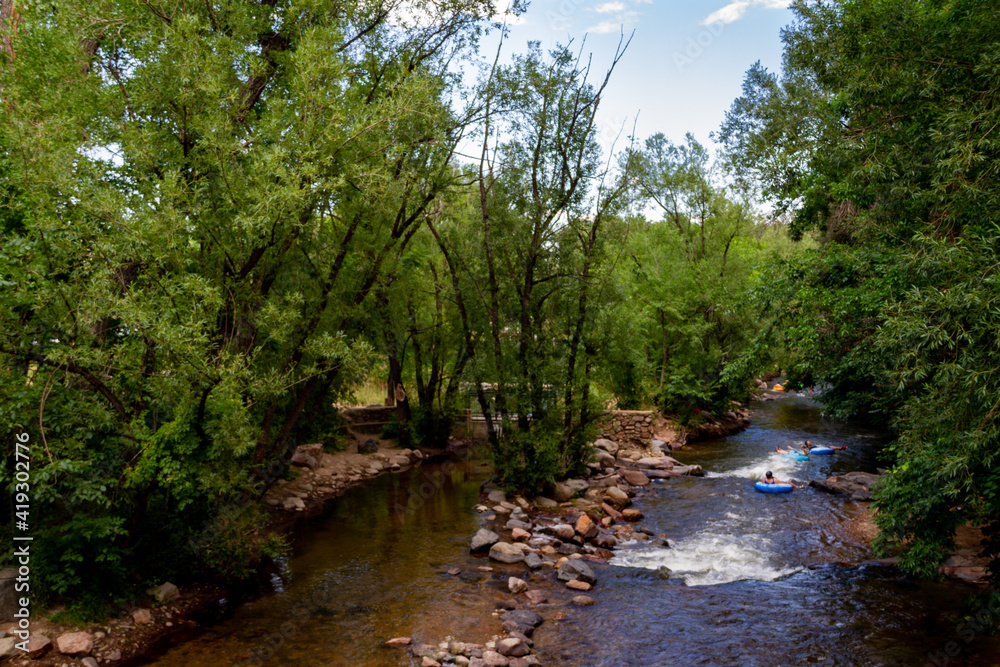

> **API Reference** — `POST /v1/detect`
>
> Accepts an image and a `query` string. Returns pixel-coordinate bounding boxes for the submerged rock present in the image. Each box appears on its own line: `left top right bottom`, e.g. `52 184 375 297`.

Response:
471 528 501 553
489 542 526 564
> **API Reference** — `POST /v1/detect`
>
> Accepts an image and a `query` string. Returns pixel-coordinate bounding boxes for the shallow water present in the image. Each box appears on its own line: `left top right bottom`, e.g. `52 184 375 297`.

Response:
137 395 1000 666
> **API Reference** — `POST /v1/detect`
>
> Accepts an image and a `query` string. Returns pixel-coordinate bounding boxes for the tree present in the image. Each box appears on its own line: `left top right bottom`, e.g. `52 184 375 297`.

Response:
0 0 495 604
628 132 760 416
720 0 1000 581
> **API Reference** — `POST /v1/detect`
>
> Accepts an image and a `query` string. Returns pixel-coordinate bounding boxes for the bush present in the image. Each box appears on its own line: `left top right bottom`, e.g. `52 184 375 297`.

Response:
196 504 288 582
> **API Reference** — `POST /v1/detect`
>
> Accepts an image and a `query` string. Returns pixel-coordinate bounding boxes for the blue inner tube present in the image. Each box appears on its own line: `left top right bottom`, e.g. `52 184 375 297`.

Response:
755 481 794 493
783 453 810 461
809 447 835 455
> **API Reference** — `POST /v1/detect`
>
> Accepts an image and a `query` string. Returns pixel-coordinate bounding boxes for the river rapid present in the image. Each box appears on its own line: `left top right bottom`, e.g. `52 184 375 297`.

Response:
136 394 1000 667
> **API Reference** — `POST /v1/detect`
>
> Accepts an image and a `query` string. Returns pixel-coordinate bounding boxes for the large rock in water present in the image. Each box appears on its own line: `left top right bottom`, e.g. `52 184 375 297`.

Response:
471 528 501 553
557 559 596 584
622 470 650 486
811 471 881 500
604 486 631 509
489 542 525 564
501 609 544 637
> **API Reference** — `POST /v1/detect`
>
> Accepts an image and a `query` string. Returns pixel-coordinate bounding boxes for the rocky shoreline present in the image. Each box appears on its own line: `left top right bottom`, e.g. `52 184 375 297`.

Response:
0 406 740 667
0 437 439 667
383 437 709 667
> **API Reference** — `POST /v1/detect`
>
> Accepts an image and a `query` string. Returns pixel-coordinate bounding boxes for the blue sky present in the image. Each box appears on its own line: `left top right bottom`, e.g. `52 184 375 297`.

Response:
492 0 795 153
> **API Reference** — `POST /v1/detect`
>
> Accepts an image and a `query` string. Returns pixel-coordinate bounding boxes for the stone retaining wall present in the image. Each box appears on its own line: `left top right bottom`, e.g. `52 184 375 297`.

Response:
594 410 656 448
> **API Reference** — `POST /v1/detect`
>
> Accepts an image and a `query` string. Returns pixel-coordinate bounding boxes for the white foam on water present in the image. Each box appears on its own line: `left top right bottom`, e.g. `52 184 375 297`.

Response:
611 528 801 586
705 451 802 480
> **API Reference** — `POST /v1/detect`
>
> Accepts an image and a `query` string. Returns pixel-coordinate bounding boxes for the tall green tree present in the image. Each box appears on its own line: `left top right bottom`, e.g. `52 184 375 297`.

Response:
0 0 495 603
721 0 1000 580
628 133 760 416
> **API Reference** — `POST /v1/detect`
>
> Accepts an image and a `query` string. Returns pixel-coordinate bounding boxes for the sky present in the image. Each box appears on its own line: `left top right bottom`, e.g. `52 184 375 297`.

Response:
489 0 796 154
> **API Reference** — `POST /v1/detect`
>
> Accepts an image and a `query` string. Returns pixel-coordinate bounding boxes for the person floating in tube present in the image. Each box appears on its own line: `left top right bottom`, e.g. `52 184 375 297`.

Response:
760 471 804 489
803 439 848 451
775 442 811 456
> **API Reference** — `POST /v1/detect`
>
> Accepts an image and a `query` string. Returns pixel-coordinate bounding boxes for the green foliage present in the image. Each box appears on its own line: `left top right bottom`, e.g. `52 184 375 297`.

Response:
198 505 288 583
490 427 562 497
721 0 1000 581
625 133 783 415
0 0 495 604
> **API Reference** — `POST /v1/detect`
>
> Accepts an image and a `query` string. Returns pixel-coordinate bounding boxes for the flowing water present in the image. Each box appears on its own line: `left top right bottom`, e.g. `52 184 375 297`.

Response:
137 394 1000 667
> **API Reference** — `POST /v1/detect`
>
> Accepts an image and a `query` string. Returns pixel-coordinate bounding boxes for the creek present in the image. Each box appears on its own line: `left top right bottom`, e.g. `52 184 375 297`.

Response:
136 394 999 666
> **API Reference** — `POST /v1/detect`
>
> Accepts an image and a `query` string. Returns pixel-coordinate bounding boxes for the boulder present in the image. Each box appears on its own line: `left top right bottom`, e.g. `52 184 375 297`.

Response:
563 479 589 493
482 650 511 666
0 638 17 660
496 637 530 658
571 595 595 606
551 483 575 503
565 579 592 591
489 542 526 564
636 457 671 469
385 636 412 648
557 559 596 585
552 523 575 540
604 486 631 509
534 496 558 508
291 443 323 469
502 609 544 633
471 528 501 554
574 514 593 536
26 635 51 659
525 589 547 605
593 438 619 455
556 542 581 555
621 509 644 522
523 552 544 570
282 497 305 510
511 527 531 542
358 438 379 454
488 490 507 503
591 533 616 549
132 609 153 625
673 464 705 477
508 577 528 594
506 518 532 532
622 470 650 486
592 449 616 469
55 632 93 656
82 658 99 667
146 582 179 604
810 471 881 500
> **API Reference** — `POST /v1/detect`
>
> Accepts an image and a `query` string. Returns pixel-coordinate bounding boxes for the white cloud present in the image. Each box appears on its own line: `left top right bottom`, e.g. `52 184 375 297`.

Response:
594 1 627 13
702 0 790 26
586 11 637 33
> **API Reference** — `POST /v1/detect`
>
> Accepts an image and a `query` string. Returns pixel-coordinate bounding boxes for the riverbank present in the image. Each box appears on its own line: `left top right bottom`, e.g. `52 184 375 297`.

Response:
0 405 748 666
0 433 444 666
